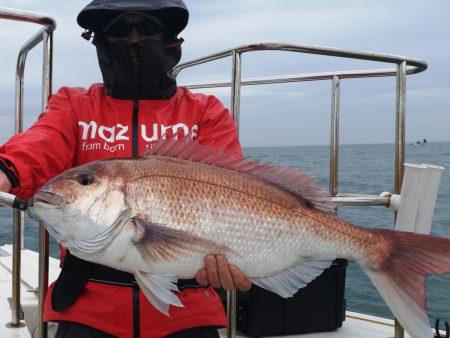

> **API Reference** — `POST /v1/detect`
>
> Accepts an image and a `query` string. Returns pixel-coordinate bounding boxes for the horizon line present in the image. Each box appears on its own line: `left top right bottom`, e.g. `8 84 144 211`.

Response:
242 139 450 149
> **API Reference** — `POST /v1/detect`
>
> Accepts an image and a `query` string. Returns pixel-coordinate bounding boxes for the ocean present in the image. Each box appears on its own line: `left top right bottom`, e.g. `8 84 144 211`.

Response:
1 141 449 325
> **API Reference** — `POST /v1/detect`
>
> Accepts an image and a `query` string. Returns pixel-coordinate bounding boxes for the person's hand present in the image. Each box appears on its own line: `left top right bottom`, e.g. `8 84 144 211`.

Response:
195 254 252 292
0 170 12 192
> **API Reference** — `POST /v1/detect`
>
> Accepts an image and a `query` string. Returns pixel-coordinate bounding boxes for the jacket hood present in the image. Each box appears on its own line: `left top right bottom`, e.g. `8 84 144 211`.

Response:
77 0 189 37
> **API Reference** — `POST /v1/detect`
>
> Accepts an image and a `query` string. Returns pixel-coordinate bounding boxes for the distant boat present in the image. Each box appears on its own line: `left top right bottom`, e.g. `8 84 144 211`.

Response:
409 138 428 145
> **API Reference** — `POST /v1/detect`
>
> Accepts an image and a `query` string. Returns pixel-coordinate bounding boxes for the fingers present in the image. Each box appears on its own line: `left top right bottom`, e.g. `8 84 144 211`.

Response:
195 268 209 286
204 255 226 289
229 266 252 292
215 255 235 291
197 254 252 292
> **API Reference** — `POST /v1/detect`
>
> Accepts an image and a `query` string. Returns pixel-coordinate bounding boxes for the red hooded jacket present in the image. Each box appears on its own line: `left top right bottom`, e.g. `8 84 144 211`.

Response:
0 84 243 337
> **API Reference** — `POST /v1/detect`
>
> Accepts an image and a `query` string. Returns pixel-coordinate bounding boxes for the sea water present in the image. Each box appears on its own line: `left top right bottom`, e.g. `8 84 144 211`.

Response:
0 141 449 324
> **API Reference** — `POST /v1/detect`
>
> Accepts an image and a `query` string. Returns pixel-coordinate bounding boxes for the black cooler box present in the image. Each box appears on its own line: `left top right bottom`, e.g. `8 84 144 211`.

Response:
217 259 347 337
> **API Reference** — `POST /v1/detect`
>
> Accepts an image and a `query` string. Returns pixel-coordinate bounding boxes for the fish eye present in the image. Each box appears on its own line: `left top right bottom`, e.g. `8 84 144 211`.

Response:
77 172 95 186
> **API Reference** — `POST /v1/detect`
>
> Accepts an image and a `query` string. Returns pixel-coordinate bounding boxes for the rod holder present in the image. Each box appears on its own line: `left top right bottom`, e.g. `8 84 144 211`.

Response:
391 163 444 234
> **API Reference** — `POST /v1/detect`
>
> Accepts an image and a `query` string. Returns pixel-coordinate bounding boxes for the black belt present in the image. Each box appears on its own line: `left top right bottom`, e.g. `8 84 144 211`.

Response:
87 263 202 290
52 251 204 313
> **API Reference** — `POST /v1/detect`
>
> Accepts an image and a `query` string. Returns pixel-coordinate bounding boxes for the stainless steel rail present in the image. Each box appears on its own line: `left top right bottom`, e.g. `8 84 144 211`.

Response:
175 41 427 338
174 42 426 76
394 60 408 338
0 7 55 338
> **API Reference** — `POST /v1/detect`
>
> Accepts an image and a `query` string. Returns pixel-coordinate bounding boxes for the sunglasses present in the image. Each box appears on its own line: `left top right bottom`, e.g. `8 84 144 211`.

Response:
104 18 163 38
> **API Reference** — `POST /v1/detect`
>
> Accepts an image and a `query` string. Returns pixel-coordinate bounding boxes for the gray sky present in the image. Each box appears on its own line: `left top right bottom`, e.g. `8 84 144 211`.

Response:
0 0 449 147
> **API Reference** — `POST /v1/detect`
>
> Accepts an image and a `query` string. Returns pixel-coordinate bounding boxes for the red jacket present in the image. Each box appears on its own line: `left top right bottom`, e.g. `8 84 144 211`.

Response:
0 84 242 337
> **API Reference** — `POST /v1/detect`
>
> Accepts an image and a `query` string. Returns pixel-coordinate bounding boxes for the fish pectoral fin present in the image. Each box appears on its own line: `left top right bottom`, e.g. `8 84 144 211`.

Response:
134 271 184 316
250 257 333 298
131 218 232 262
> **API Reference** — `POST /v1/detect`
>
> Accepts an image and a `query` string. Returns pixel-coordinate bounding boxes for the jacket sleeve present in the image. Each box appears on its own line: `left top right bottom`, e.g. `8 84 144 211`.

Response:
0 87 78 199
196 95 243 159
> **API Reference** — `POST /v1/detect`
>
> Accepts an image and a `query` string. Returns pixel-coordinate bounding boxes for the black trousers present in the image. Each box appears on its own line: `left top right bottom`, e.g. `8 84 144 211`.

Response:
55 321 220 338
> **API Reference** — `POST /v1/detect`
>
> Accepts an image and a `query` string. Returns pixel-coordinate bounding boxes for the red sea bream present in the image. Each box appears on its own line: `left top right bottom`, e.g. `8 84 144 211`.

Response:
28 137 450 338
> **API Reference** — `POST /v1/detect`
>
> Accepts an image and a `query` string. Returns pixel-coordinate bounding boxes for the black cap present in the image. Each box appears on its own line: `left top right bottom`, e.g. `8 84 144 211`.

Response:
77 0 189 36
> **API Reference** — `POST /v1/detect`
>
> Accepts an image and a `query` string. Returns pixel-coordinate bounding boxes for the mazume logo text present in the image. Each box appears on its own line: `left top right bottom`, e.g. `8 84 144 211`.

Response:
78 121 198 153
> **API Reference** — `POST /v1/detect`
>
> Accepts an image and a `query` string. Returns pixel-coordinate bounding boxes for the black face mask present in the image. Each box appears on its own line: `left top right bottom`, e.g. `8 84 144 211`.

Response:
93 35 182 100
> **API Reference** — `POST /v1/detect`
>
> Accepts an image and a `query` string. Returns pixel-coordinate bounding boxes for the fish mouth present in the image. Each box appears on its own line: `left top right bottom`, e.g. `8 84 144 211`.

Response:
31 191 64 207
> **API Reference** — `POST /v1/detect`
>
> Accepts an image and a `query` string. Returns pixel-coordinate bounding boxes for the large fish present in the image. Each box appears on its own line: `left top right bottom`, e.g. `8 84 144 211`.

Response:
28 137 450 338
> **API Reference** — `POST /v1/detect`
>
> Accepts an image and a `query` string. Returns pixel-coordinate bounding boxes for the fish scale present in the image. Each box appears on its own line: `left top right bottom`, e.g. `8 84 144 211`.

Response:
114 156 371 275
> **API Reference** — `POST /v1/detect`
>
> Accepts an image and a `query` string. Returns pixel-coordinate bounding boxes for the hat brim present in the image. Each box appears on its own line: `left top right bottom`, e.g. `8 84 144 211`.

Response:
77 6 188 36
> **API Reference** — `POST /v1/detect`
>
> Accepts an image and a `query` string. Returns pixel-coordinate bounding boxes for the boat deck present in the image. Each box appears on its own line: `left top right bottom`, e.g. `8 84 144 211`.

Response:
0 245 413 338
0 245 60 338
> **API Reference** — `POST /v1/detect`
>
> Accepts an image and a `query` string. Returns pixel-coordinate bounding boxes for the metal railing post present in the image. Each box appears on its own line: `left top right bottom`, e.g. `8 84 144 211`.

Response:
395 61 407 194
36 28 53 338
37 223 49 338
8 40 26 326
230 50 242 130
394 60 407 338
330 75 341 197
226 49 243 338
7 211 25 328
7 17 35 331
0 7 56 334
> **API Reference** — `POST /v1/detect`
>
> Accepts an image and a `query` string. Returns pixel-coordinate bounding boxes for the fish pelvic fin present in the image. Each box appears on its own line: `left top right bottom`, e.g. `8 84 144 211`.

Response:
251 258 333 298
134 271 183 316
131 218 233 262
361 229 450 338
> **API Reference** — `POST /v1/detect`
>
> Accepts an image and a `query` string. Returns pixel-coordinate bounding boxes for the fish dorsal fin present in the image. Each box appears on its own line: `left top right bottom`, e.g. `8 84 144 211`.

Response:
251 258 333 298
143 136 335 213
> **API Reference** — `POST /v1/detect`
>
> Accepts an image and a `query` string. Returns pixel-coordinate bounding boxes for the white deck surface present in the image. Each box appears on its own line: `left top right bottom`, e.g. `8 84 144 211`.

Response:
0 244 422 338
0 245 60 338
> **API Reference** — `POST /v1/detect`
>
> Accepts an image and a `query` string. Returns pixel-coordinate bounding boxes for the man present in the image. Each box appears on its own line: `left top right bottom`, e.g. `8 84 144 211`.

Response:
0 1 251 337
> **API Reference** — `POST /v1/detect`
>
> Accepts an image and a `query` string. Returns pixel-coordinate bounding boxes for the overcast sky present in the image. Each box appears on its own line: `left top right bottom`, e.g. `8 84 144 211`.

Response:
0 0 449 147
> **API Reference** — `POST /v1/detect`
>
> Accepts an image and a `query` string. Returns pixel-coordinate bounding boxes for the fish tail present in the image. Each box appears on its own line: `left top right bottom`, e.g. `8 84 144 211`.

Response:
360 229 450 338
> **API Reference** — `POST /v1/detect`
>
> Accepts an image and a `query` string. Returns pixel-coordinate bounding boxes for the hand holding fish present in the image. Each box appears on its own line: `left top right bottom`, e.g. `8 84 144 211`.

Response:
196 254 252 291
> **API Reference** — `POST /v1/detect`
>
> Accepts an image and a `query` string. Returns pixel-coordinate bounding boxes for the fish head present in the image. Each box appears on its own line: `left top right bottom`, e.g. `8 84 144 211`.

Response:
28 160 129 244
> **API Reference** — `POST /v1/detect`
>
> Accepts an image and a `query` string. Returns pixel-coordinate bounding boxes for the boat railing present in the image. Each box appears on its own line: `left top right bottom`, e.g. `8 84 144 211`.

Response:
174 41 428 338
174 41 427 201
0 7 55 338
